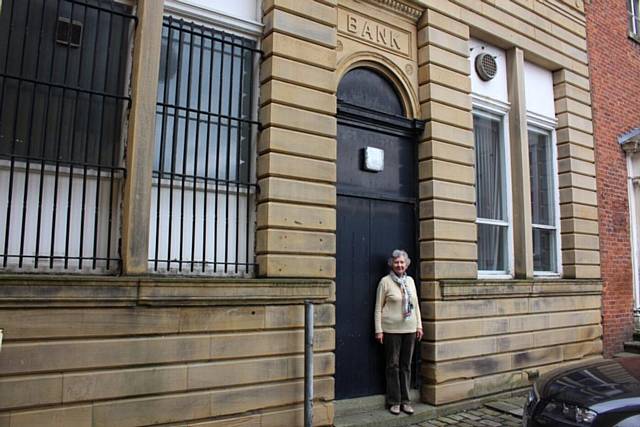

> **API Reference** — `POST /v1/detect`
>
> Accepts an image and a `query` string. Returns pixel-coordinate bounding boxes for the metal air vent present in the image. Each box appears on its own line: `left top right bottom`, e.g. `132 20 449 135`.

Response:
475 52 497 81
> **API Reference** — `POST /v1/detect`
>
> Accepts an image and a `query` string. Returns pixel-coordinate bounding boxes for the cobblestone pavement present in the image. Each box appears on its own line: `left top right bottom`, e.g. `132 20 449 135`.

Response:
409 396 526 427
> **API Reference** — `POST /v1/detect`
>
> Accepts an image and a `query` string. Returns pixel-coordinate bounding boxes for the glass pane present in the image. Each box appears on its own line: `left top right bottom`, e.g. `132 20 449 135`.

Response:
630 0 640 34
477 223 508 272
155 20 255 182
533 227 556 272
528 129 555 226
474 114 505 221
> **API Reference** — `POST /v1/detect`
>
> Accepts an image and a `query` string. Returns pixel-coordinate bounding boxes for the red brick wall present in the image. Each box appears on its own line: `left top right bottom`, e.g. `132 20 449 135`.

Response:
585 1 640 356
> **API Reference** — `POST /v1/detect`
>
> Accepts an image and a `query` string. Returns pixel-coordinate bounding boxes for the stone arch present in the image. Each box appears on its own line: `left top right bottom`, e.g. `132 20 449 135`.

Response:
336 51 421 119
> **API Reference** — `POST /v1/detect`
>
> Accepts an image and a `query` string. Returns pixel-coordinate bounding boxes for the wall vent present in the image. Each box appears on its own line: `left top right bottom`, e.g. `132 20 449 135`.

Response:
475 52 497 81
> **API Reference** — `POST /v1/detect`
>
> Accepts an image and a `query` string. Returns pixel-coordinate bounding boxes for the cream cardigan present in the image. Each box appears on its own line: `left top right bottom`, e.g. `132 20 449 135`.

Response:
374 274 422 334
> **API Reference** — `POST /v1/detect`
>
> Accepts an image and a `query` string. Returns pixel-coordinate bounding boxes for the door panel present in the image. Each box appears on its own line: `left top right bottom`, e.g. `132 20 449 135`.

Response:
336 118 417 399
335 195 381 398
336 123 416 200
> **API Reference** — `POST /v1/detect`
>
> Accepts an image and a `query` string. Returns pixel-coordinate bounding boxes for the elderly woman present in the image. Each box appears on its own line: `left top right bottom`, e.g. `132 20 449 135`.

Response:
374 249 423 415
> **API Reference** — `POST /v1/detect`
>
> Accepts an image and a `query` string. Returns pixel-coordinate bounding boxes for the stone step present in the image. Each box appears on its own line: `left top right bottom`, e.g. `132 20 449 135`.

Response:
623 341 640 354
334 402 437 427
615 351 640 358
333 391 528 427
484 398 525 417
334 391 421 418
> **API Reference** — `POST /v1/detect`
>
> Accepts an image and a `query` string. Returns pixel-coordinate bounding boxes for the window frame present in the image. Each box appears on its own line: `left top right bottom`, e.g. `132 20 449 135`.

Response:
527 114 562 277
626 150 640 316
472 97 515 278
629 0 640 41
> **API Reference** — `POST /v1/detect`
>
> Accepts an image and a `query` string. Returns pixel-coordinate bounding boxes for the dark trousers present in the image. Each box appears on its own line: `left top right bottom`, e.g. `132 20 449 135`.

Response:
384 332 415 406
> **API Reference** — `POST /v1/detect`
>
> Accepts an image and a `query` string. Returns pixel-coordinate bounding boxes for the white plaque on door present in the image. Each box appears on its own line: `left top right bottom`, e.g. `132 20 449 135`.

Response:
364 147 384 172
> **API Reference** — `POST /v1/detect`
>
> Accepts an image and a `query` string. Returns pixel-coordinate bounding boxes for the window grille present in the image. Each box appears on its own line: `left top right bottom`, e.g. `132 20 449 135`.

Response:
0 0 135 272
149 16 259 275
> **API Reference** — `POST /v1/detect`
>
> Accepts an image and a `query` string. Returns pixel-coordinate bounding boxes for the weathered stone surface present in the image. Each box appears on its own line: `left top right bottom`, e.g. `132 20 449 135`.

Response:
259 127 337 161
258 254 335 278
419 63 471 92
422 101 473 130
187 353 334 390
260 103 337 138
0 336 211 375
420 219 476 241
420 240 477 261
264 9 336 48
420 199 476 222
424 310 601 340
257 177 336 206
260 79 337 114
0 374 62 410
257 202 336 231
418 45 470 75
558 172 597 191
8 405 93 427
417 26 469 56
261 56 335 93
421 120 474 147
419 180 475 203
560 218 599 235
419 159 475 184
420 261 477 280
63 365 187 403
264 0 337 26
420 84 472 111
419 8 469 40
557 142 596 162
258 152 336 183
564 264 602 278
256 229 336 254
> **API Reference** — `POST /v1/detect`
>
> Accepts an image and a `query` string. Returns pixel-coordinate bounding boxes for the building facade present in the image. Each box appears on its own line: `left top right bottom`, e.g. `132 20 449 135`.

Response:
0 0 602 425
586 0 640 357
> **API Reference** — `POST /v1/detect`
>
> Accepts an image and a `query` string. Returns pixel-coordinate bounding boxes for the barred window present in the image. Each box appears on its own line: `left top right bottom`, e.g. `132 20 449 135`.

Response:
149 16 259 275
0 0 134 272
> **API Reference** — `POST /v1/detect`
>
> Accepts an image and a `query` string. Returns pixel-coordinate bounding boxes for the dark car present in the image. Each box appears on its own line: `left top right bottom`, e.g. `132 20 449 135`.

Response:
523 358 640 426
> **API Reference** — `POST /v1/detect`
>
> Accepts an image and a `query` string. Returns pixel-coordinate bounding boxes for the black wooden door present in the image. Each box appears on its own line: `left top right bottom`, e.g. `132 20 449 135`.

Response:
335 68 420 400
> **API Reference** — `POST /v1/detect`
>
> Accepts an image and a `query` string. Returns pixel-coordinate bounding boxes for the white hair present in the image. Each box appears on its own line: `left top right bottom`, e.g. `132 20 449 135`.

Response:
388 249 411 267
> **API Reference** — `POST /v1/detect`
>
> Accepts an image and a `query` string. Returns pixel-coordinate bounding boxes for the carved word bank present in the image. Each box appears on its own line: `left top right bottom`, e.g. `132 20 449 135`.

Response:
346 14 403 51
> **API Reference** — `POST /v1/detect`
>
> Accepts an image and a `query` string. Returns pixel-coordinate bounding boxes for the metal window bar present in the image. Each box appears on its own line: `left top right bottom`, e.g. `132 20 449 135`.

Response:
149 16 259 275
0 0 136 273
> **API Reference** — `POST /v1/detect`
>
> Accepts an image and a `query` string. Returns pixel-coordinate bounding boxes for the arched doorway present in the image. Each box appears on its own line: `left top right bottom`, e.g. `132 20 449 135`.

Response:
335 67 423 399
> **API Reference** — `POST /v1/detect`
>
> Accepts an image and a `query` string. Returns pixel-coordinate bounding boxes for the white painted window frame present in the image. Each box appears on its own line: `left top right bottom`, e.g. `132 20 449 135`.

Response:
473 96 515 279
527 112 562 277
163 0 263 38
627 152 640 313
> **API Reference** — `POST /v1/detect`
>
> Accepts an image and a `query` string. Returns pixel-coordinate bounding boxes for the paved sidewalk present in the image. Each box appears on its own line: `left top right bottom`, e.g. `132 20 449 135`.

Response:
408 396 526 427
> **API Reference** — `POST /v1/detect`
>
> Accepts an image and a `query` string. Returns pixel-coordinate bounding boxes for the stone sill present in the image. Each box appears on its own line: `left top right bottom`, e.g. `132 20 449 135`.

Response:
423 279 602 300
0 275 334 307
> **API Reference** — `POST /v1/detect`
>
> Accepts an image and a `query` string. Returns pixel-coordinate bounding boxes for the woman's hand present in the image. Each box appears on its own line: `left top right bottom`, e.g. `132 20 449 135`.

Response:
416 329 423 341
375 332 384 344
